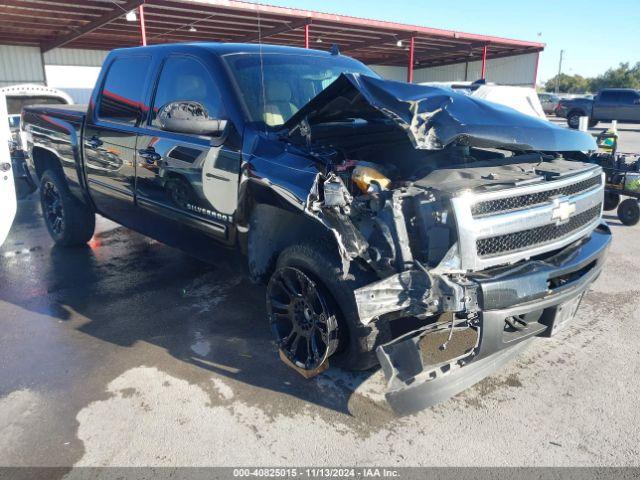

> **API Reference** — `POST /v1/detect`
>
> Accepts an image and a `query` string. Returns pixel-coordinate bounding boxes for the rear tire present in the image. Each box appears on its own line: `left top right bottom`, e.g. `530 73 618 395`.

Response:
617 198 640 226
269 242 390 371
604 191 620 211
164 176 196 210
40 169 95 246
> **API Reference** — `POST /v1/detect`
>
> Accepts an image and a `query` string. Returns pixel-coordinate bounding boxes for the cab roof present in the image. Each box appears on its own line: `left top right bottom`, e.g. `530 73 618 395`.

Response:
111 42 338 58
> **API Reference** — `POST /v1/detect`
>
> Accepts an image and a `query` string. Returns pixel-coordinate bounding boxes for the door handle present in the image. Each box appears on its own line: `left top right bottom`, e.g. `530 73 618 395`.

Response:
206 172 229 182
87 137 103 149
138 148 161 162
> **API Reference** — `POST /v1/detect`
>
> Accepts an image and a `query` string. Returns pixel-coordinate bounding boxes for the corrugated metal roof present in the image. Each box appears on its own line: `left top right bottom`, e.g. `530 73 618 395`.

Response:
0 0 543 68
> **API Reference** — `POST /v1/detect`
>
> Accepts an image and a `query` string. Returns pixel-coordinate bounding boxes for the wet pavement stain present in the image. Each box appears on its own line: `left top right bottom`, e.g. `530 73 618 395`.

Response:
1 196 639 467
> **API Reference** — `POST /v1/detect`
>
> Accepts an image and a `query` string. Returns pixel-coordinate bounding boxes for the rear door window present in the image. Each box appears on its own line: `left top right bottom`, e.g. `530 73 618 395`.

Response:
150 56 224 128
617 91 638 105
97 56 151 125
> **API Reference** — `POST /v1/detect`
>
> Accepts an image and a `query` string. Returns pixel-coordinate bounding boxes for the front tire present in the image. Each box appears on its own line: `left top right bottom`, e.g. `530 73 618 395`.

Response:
268 242 390 371
40 169 95 246
617 198 640 226
567 111 584 129
267 266 339 371
604 191 620 211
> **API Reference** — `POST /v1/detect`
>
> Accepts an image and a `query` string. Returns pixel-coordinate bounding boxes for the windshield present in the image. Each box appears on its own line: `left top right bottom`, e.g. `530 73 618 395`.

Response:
223 52 377 127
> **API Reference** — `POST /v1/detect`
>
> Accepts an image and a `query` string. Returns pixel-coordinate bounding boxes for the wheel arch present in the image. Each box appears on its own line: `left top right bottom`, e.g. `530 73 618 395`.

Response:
567 108 587 118
245 202 341 284
31 146 64 181
31 146 91 208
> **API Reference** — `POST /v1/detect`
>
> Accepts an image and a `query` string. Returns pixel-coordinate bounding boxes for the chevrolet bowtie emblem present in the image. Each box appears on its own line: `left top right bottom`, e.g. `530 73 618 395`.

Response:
551 198 576 224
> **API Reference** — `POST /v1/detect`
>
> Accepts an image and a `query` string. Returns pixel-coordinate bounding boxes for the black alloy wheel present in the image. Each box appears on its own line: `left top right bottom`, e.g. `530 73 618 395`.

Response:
41 179 64 236
38 169 95 246
267 267 338 370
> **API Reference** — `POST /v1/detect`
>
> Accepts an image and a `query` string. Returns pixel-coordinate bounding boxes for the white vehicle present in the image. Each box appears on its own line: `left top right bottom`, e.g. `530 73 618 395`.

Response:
421 81 547 119
1 84 73 198
1 84 73 130
0 92 17 246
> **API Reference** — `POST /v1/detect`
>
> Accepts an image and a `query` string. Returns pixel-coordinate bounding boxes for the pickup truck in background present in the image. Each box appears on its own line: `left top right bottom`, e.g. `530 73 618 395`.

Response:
556 88 640 128
21 43 611 414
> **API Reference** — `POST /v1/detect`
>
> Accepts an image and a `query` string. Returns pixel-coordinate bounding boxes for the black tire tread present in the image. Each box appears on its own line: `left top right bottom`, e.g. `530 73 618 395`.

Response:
617 198 640 226
567 110 585 129
275 242 390 371
604 191 620 211
40 169 95 246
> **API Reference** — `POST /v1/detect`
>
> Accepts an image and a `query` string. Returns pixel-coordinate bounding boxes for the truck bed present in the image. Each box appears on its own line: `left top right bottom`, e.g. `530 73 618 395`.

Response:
23 103 87 124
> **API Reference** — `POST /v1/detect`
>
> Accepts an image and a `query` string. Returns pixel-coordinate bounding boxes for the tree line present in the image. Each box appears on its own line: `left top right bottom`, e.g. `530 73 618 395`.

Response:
543 62 640 93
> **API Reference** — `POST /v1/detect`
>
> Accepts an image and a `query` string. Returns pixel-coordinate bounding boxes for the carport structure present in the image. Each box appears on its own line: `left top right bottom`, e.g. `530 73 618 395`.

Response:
1 0 544 84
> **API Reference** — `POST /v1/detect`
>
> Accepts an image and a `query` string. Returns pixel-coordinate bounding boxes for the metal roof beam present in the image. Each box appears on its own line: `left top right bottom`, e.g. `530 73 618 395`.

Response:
0 0 106 17
232 17 311 44
40 0 146 52
413 43 486 63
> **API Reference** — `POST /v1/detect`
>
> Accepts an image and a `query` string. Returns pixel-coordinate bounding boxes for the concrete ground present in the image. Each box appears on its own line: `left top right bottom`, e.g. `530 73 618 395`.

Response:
1 123 639 470
549 116 640 153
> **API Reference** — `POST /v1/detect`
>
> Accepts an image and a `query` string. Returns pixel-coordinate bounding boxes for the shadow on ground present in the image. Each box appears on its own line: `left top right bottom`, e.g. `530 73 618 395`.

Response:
0 197 383 420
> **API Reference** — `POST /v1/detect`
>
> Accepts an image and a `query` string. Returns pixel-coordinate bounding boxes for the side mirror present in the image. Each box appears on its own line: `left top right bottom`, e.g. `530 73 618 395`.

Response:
157 101 227 136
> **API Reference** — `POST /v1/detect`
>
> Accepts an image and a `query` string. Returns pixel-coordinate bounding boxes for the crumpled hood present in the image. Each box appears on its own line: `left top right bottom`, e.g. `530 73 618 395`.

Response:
284 73 596 152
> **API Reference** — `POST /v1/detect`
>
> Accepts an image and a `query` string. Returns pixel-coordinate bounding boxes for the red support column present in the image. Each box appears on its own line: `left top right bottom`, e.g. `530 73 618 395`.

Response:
139 4 147 46
481 45 487 79
407 36 415 83
304 23 310 49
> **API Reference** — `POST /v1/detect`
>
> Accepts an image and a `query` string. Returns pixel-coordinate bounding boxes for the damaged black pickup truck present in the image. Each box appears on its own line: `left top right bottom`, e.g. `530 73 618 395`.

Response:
21 43 610 414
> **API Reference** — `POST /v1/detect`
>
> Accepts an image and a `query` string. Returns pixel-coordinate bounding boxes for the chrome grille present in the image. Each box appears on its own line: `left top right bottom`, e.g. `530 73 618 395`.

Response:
471 175 602 217
450 166 604 271
476 204 602 257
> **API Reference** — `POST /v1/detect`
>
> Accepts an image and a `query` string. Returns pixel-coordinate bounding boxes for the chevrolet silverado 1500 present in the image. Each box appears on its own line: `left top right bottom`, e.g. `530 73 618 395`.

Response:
22 43 610 414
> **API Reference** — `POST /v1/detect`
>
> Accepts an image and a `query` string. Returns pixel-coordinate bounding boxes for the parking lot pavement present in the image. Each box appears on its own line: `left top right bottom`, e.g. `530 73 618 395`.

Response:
549 117 640 153
1 187 640 468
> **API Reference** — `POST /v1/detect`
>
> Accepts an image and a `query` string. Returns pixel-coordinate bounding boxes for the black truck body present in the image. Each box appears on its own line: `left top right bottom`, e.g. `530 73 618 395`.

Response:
22 43 610 414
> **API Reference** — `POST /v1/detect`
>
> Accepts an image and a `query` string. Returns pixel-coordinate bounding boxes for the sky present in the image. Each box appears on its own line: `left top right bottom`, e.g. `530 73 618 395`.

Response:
244 0 640 83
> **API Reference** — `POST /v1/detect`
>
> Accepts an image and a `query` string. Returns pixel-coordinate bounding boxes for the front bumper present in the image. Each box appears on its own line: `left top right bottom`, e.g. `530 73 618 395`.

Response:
376 224 611 415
